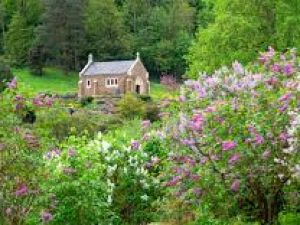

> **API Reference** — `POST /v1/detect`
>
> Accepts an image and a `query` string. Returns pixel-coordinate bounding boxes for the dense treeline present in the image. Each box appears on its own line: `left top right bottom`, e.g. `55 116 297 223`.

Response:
0 0 299 78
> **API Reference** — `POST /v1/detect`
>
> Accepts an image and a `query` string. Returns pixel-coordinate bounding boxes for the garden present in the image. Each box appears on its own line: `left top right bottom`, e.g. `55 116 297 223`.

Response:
0 48 299 225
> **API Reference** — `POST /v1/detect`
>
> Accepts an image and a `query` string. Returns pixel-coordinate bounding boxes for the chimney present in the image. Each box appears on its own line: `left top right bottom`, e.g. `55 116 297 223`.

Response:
136 52 140 60
88 53 93 64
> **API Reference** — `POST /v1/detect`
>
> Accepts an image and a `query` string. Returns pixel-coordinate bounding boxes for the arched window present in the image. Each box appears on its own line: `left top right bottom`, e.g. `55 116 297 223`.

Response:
86 79 91 88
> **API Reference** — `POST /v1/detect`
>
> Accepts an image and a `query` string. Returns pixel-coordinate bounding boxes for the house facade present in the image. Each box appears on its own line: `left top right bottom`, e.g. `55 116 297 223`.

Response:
78 53 150 98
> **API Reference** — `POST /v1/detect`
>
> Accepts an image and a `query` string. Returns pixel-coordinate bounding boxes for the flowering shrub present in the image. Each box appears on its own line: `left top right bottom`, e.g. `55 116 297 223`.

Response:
158 48 300 224
160 74 179 91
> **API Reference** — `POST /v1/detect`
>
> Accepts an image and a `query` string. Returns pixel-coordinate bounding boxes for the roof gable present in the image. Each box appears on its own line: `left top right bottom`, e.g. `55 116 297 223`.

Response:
82 60 136 76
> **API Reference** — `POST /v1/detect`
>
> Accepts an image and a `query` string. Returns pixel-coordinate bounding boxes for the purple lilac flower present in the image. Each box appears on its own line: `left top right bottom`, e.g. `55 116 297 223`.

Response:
166 176 182 187
279 132 289 142
141 120 151 129
271 64 281 73
222 141 237 151
41 211 53 223
7 77 17 89
282 63 295 76
68 148 77 157
231 179 241 192
190 113 204 131
255 134 264 145
15 184 29 197
131 140 140 150
5 207 12 215
279 92 292 102
232 61 244 75
266 76 278 86
279 104 289 112
190 174 201 181
228 153 241 165
262 150 271 159
192 188 202 197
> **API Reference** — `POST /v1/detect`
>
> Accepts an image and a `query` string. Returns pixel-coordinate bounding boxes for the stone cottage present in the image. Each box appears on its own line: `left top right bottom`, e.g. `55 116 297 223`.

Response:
78 53 150 98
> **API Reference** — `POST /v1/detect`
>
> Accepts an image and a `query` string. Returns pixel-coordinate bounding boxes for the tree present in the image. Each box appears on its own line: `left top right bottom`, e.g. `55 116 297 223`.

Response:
187 0 276 77
40 0 85 72
84 0 130 61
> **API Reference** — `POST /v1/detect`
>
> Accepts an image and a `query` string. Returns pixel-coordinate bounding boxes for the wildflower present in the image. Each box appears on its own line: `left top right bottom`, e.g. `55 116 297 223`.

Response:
279 132 289 142
232 61 244 75
282 63 294 76
222 141 237 151
7 77 17 89
262 150 271 159
228 153 241 165
63 167 76 175
190 174 201 181
68 148 76 157
41 211 53 223
279 104 289 113
166 176 181 187
192 188 202 197
15 184 29 197
255 134 264 145
141 120 151 129
5 207 12 215
266 76 278 86
279 92 292 102
231 179 241 192
131 140 140 150
190 113 204 131
271 63 281 73
141 194 149 201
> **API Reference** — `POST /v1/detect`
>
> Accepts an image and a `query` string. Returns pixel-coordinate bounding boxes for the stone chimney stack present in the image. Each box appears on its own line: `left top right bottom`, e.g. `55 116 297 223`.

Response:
88 53 93 64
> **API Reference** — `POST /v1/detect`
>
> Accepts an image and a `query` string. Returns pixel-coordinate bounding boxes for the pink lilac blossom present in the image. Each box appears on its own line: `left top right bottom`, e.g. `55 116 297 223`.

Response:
271 64 281 73
141 120 151 129
222 141 237 151
228 153 241 165
15 184 29 197
68 148 77 157
255 134 264 145
232 61 244 75
190 113 204 131
231 179 241 192
41 211 53 223
262 150 271 159
7 77 17 89
279 92 292 102
282 63 295 76
166 176 182 187
131 140 140 150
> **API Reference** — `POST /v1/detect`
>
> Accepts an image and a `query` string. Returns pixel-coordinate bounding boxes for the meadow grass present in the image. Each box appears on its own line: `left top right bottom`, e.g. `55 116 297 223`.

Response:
13 67 174 99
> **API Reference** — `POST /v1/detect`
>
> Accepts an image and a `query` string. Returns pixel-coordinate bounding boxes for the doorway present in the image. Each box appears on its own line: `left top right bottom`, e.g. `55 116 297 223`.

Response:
135 85 141 94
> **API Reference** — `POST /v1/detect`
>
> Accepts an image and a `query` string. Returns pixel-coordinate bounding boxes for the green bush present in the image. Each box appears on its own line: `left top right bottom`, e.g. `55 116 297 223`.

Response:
79 96 94 106
144 103 160 122
279 212 300 225
117 94 145 119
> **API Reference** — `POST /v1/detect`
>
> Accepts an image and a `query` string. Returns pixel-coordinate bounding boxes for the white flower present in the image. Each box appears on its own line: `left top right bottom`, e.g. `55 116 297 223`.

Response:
129 156 138 167
102 141 111 152
107 195 112 204
141 194 149 201
107 165 117 176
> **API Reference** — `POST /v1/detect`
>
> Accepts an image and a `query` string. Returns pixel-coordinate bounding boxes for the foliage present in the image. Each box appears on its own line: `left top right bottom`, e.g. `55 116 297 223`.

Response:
117 93 145 119
0 60 13 92
79 96 94 106
154 48 300 224
187 0 300 77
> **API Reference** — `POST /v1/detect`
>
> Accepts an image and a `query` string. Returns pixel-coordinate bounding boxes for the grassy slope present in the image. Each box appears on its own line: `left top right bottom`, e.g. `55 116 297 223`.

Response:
13 67 174 99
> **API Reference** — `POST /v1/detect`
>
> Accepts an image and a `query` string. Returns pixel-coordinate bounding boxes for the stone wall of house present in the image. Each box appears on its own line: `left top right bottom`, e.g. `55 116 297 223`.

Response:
129 60 150 94
79 59 150 97
79 74 127 97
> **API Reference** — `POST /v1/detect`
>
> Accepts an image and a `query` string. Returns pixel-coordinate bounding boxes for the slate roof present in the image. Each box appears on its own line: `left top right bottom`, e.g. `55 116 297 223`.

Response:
82 60 136 76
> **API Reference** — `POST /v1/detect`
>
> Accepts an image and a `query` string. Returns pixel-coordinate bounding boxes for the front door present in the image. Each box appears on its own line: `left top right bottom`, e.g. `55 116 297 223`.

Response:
135 85 141 94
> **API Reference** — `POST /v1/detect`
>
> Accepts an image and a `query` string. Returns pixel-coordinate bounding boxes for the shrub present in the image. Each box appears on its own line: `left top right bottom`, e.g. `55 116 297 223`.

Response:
0 61 14 92
144 103 160 122
79 96 94 106
117 94 145 119
146 48 300 224
138 94 152 102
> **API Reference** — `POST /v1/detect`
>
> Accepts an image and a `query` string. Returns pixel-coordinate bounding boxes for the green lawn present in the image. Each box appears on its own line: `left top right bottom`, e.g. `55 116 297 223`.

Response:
13 67 79 95
13 67 174 99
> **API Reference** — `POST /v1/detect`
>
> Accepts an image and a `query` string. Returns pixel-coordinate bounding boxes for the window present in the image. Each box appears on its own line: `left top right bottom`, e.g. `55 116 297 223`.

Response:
87 79 91 88
106 78 118 87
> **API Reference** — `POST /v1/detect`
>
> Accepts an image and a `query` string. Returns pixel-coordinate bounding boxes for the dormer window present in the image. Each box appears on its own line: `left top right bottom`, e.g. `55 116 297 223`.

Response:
87 79 91 88
106 78 118 87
